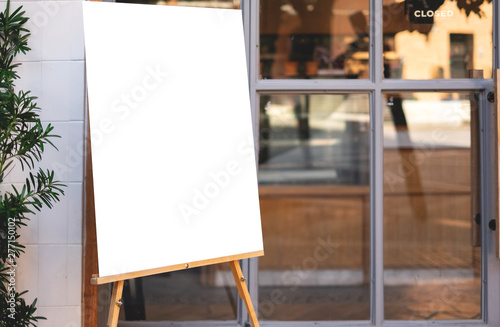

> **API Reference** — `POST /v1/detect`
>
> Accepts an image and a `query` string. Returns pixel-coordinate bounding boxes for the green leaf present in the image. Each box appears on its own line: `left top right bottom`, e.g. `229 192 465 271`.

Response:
0 1 60 324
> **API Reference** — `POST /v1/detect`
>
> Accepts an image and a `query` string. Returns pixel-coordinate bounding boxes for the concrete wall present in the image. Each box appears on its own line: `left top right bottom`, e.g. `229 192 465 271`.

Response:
3 1 85 326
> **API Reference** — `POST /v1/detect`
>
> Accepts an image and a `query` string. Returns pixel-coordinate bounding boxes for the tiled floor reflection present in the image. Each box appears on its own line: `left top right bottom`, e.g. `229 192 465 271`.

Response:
119 269 480 321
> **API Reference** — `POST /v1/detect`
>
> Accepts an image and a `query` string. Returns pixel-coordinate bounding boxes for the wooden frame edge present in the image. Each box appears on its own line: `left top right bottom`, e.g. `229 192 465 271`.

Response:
92 250 264 285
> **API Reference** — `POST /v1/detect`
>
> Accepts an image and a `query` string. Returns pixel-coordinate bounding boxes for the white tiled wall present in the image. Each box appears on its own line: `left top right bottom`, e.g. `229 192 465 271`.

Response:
3 1 85 326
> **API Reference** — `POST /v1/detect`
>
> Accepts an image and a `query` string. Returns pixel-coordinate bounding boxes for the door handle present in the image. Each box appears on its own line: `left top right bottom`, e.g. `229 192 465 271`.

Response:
470 70 482 247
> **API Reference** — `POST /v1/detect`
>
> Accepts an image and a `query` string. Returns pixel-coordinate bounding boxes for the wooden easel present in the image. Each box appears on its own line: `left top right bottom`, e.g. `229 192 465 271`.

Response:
85 95 262 326
91 259 260 327
85 2 262 326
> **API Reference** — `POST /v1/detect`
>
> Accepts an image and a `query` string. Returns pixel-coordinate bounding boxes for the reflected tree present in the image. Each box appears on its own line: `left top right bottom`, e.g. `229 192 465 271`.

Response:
452 0 492 17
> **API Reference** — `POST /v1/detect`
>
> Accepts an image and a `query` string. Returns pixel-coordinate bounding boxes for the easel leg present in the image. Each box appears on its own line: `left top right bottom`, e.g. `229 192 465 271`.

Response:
107 280 125 327
229 260 260 327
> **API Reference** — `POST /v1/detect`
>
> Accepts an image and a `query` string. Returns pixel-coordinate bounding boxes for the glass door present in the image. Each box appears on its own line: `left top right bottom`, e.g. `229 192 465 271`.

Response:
383 92 481 320
257 93 371 321
254 91 493 325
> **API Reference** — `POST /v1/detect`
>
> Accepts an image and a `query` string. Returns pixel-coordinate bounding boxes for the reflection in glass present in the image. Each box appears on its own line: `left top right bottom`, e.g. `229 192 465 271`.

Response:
113 264 238 322
258 94 370 320
383 0 492 79
260 1 370 79
383 92 481 320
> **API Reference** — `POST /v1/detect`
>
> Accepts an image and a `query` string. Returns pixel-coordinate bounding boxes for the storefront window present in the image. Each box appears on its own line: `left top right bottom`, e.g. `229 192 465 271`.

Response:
258 94 370 320
382 0 492 79
383 92 481 319
259 1 370 79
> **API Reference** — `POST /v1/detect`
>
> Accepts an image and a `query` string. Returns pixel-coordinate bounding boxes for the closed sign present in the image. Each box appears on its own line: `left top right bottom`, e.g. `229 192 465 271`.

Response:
406 0 447 24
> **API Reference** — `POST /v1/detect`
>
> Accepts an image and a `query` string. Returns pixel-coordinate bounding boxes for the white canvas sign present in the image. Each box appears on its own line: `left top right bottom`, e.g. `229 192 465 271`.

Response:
82 2 263 279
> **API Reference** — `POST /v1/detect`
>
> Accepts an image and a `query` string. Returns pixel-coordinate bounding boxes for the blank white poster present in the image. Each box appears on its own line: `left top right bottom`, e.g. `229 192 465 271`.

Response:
82 2 263 279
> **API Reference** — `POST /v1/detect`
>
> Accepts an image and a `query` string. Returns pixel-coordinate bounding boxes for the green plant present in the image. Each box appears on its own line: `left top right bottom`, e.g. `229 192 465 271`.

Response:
0 1 65 325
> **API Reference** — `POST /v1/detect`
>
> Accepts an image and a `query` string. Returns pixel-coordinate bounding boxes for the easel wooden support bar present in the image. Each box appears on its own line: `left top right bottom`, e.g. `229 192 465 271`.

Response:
106 280 124 327
91 251 263 285
229 260 260 327
84 2 101 326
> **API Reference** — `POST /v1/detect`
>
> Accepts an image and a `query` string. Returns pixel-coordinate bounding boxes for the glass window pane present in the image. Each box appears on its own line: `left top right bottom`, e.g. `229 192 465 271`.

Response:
383 0 492 79
112 264 238 322
258 94 370 320
383 92 481 320
259 1 370 79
